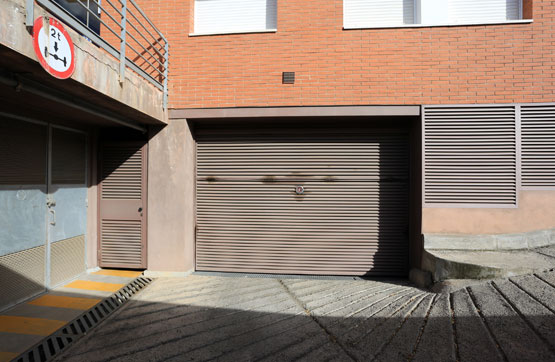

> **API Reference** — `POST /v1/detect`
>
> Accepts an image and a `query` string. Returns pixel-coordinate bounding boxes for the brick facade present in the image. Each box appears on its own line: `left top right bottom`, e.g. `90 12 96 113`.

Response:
138 0 555 109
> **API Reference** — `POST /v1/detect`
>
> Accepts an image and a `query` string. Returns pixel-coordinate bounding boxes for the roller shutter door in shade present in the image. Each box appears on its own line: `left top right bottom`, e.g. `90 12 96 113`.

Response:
99 143 147 269
195 126 409 276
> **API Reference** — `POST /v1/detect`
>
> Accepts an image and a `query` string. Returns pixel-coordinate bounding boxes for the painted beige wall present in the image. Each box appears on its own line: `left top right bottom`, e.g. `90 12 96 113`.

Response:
147 119 196 272
422 190 555 235
86 184 98 269
85 134 98 270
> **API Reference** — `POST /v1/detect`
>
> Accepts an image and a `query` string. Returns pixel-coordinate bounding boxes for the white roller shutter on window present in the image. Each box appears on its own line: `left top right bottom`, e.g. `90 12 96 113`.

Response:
448 0 521 23
344 0 415 28
194 0 277 34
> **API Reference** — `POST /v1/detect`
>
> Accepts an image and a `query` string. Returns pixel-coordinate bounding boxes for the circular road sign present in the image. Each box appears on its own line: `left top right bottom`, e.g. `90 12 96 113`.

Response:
33 16 76 79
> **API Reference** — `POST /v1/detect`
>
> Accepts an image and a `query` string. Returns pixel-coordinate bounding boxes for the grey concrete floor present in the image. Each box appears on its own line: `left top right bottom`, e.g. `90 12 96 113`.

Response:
54 271 555 362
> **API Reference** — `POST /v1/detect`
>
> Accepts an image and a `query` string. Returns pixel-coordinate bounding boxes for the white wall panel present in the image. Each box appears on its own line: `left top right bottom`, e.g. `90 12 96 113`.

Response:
194 0 277 34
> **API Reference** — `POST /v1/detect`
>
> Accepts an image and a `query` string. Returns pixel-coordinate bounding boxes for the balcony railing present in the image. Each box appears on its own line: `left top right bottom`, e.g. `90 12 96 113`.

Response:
26 0 169 108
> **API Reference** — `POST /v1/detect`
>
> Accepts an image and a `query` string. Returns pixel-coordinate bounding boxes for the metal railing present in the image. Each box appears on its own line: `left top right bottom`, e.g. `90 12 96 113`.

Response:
27 0 169 108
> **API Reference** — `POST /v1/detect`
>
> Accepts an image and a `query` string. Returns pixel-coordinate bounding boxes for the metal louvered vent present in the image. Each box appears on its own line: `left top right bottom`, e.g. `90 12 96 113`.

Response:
100 220 143 267
521 105 555 187
50 236 86 287
423 106 517 206
282 72 295 84
0 246 45 311
51 128 86 184
101 146 142 200
0 117 47 185
14 277 152 362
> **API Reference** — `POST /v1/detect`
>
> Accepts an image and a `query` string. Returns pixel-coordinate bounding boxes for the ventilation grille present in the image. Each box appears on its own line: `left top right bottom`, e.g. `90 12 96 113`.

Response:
423 106 517 206
51 129 86 185
50 236 86 287
100 220 143 267
14 277 152 362
0 245 45 311
0 117 47 185
282 72 295 84
101 146 142 200
521 105 555 188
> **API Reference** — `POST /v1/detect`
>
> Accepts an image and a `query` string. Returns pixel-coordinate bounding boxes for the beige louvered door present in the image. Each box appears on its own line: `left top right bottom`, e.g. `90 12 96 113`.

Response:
99 142 147 269
196 125 409 276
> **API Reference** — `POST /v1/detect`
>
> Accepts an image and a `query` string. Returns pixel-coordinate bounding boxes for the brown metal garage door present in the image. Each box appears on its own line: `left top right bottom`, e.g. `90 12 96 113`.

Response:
195 124 409 276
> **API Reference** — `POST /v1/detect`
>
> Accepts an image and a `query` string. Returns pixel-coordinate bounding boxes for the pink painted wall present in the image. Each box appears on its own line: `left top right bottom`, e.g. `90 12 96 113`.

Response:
422 190 555 235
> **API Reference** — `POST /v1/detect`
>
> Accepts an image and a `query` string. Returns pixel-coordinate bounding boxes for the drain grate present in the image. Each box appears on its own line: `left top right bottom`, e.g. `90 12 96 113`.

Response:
194 271 368 281
13 277 152 362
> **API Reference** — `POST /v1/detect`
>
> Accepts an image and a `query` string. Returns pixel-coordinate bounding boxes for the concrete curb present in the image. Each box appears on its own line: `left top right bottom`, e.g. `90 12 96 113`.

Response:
144 269 194 278
421 249 555 283
424 228 555 251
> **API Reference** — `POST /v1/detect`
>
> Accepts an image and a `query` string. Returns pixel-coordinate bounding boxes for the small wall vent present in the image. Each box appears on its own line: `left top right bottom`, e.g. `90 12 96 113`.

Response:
282 72 295 84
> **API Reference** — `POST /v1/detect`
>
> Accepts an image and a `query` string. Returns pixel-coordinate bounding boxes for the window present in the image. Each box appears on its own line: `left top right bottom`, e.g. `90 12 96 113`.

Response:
193 0 277 35
344 0 524 29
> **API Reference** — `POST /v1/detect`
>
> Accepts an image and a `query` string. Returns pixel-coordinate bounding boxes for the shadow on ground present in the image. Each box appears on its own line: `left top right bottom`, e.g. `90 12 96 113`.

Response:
47 272 555 362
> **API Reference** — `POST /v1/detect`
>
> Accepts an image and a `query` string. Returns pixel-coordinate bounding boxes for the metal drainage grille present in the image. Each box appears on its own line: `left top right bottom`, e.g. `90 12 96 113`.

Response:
194 271 368 281
14 277 152 362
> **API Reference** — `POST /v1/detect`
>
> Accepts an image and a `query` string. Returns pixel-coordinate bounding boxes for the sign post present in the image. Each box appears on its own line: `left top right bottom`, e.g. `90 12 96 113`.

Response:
32 16 76 79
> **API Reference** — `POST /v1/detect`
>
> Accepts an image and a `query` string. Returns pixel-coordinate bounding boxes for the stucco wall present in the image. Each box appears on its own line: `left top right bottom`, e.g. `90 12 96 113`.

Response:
422 190 555 235
147 120 195 273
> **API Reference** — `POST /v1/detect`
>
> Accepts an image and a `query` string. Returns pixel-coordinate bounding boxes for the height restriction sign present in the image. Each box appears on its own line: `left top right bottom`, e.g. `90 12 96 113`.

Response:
33 16 76 79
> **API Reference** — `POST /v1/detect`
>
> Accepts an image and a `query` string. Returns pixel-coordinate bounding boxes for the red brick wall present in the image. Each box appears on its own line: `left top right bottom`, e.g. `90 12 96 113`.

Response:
137 0 555 109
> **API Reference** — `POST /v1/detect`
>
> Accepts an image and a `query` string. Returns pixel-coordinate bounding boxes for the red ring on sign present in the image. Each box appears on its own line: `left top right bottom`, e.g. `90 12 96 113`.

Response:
33 16 76 79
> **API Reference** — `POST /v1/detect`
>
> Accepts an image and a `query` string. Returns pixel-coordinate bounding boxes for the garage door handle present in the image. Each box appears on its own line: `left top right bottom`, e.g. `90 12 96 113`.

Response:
49 209 56 226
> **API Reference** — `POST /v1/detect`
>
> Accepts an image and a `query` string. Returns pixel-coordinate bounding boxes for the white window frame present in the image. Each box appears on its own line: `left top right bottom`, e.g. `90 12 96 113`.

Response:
343 0 531 30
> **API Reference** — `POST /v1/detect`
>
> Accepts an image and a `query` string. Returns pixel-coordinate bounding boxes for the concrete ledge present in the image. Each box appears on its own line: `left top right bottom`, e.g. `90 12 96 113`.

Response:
424 228 555 251
0 0 165 123
169 105 421 119
422 247 555 282
144 270 194 278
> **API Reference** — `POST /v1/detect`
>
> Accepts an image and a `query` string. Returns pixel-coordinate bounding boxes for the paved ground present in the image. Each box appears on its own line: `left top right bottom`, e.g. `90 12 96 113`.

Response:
54 270 555 362
0 269 143 362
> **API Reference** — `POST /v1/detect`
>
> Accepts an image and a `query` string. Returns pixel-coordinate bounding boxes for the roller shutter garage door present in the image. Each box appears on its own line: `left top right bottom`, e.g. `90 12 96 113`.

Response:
195 124 409 276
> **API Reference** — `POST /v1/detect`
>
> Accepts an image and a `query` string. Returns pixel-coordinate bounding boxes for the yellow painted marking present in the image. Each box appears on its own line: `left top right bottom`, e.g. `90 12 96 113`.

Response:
28 295 101 310
93 269 143 278
0 352 18 362
0 316 65 336
64 280 124 292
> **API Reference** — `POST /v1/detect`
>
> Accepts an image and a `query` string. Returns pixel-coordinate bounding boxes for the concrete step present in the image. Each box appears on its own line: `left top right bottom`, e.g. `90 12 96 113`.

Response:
422 246 555 283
